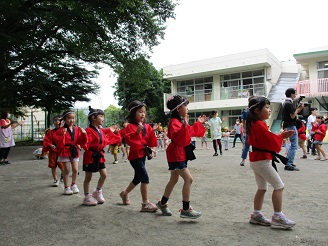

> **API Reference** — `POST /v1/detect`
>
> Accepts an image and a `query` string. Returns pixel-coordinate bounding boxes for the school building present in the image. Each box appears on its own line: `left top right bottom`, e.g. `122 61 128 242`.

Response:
163 47 328 133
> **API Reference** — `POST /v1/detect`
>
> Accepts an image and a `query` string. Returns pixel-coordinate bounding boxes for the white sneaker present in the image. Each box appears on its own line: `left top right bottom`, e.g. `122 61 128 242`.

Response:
64 187 73 195
83 194 97 206
71 184 79 194
92 189 105 204
52 180 60 187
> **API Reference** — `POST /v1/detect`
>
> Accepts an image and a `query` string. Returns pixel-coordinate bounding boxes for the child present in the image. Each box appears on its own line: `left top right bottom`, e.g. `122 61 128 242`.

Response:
119 121 130 161
33 147 46 159
81 108 121 206
222 127 230 151
246 96 296 229
232 119 244 148
312 116 328 161
156 95 206 219
156 124 164 152
54 110 87 195
119 100 159 212
200 130 209 150
109 126 120 164
295 116 307 159
42 116 64 187
163 127 169 150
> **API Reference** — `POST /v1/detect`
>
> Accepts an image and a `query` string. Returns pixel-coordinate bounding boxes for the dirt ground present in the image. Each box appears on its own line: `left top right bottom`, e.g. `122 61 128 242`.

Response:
0 143 327 246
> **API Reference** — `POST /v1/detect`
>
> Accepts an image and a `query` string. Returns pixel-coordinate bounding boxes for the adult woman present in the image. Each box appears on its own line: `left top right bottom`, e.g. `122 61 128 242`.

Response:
0 111 24 165
206 110 226 156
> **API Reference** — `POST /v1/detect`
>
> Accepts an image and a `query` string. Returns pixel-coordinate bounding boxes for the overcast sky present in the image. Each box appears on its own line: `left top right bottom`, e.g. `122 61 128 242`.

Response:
76 0 328 109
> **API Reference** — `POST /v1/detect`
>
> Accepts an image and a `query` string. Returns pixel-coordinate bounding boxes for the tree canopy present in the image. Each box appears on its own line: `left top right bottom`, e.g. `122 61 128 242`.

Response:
0 0 177 118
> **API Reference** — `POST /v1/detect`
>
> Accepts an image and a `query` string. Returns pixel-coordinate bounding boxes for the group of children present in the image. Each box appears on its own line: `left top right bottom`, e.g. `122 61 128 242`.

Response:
38 94 300 228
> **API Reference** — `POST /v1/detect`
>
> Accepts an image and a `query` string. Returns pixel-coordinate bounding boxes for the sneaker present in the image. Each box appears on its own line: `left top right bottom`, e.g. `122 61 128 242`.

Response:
4 161 11 164
271 213 296 229
300 155 307 159
156 201 172 216
213 153 218 156
240 162 245 166
92 189 105 204
140 201 158 212
71 184 79 194
119 191 131 205
180 207 202 219
64 187 73 195
321 157 328 161
249 212 271 226
52 180 60 187
220 152 223 155
284 166 300 171
113 160 118 164
83 194 97 206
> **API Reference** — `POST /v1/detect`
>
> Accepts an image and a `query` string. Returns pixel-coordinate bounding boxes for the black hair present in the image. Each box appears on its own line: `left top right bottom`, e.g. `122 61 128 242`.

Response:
246 97 271 135
316 115 324 121
61 110 75 124
209 110 218 119
310 107 318 112
87 107 104 125
285 88 296 97
0 111 9 119
126 100 147 125
166 95 189 121
52 115 61 121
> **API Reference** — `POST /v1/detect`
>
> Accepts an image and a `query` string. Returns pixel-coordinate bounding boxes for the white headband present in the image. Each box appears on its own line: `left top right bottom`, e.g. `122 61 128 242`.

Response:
129 104 144 112
88 111 98 117
168 100 187 113
62 111 75 118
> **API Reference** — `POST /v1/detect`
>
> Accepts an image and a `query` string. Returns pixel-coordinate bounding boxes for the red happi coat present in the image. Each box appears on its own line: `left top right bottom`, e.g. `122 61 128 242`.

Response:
166 118 206 163
54 125 87 158
118 127 126 143
125 123 157 161
313 123 327 141
82 126 121 165
297 123 306 141
248 120 283 162
42 128 60 153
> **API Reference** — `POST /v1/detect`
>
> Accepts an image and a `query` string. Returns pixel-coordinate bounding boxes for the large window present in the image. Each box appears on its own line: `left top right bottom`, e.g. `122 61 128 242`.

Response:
318 61 328 79
177 77 213 102
221 109 243 130
220 70 265 99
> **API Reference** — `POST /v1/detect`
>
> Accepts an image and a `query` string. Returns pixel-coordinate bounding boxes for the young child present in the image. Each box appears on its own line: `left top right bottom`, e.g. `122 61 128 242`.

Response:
232 119 244 148
222 127 230 151
163 127 169 150
246 96 296 229
81 108 121 206
54 110 87 195
109 126 120 164
119 100 159 212
156 95 206 219
295 116 307 159
200 130 209 150
312 116 327 161
119 121 130 161
42 116 64 187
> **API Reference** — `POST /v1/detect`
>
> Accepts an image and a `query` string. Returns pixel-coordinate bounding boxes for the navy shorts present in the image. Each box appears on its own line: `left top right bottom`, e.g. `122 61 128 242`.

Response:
83 163 106 173
168 161 188 170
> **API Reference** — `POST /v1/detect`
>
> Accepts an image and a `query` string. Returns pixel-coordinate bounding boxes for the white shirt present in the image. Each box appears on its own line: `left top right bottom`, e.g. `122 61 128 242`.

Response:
208 117 222 139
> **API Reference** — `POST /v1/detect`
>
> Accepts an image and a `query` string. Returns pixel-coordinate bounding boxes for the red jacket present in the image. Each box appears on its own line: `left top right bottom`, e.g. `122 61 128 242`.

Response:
166 119 206 163
125 123 157 161
42 128 60 153
54 126 87 158
248 120 282 162
119 127 126 142
297 123 307 141
82 126 121 165
313 123 327 141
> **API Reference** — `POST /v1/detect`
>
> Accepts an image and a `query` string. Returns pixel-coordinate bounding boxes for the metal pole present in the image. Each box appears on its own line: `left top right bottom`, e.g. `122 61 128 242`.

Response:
31 110 34 141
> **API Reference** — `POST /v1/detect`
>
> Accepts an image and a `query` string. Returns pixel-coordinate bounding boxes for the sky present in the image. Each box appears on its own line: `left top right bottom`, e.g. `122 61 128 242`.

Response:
76 0 328 109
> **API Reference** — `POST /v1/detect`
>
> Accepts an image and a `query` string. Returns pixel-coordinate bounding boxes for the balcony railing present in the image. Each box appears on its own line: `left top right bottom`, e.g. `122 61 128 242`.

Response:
295 78 328 97
220 84 265 100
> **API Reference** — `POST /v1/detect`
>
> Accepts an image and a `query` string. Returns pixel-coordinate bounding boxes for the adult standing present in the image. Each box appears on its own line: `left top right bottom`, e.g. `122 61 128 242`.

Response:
282 88 304 171
306 107 318 155
232 119 244 148
0 111 24 165
207 110 226 156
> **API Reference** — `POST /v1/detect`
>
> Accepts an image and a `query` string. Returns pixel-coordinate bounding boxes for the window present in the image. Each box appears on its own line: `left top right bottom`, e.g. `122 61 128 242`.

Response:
220 69 265 99
318 61 328 79
176 77 213 102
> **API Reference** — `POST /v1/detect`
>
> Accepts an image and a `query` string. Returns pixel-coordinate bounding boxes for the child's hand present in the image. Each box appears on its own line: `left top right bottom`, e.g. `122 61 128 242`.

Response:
137 123 143 133
152 123 159 131
62 128 67 135
183 114 189 126
281 130 294 139
78 126 86 134
197 115 206 123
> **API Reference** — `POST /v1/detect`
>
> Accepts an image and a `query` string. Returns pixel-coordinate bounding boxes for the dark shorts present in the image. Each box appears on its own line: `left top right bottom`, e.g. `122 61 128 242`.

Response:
168 161 188 171
83 163 106 173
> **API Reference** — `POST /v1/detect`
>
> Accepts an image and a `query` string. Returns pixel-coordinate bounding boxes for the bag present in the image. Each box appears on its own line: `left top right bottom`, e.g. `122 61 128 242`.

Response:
185 144 196 161
144 146 153 160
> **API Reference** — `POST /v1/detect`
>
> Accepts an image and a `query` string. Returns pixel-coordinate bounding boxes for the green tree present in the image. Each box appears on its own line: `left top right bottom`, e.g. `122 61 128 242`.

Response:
114 56 171 124
104 104 125 126
0 0 177 117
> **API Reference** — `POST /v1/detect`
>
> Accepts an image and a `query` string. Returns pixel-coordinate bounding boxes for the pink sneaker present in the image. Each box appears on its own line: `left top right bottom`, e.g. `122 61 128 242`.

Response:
92 189 105 204
119 191 131 205
140 201 158 212
83 194 97 206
